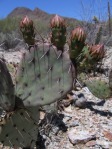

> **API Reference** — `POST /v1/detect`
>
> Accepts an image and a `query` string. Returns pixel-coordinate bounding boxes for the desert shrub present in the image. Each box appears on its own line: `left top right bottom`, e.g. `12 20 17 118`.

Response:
0 31 22 50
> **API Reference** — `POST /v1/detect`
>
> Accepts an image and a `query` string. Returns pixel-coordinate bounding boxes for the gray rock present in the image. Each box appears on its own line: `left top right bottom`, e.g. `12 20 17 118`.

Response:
73 93 87 108
96 140 112 149
68 129 96 145
68 120 79 127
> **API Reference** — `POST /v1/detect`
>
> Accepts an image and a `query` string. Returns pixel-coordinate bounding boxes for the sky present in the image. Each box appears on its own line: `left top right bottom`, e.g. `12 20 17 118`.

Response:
0 0 112 20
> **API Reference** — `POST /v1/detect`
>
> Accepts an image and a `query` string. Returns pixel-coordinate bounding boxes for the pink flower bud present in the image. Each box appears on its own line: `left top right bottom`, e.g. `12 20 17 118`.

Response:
70 27 86 42
20 16 35 45
50 15 65 28
20 16 33 28
89 44 105 60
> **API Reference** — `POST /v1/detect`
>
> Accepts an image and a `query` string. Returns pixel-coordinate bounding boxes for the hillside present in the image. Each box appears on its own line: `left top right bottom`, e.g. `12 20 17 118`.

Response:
7 7 110 45
0 7 110 49
7 7 51 21
7 7 81 27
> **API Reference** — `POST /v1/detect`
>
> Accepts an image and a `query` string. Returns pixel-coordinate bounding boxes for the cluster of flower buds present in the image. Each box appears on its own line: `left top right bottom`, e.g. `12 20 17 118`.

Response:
88 44 105 61
20 16 35 45
50 15 66 51
69 27 86 61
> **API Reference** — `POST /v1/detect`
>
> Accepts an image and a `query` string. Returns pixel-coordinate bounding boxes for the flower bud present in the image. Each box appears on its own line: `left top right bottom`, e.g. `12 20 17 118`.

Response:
69 27 86 61
89 44 105 60
20 16 35 45
50 15 66 51
50 14 65 28
70 27 86 42
20 16 33 28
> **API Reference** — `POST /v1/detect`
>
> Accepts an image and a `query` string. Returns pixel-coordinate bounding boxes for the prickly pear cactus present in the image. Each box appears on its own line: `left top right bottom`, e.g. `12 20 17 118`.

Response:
0 14 75 148
0 59 15 112
85 79 112 99
0 106 39 148
15 43 74 107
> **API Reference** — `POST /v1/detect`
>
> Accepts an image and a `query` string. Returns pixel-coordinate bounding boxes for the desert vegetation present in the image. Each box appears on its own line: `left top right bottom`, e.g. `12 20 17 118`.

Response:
0 3 112 149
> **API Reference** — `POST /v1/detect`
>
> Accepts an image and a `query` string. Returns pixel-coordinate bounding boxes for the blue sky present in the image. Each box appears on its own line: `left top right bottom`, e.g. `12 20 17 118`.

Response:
0 0 111 20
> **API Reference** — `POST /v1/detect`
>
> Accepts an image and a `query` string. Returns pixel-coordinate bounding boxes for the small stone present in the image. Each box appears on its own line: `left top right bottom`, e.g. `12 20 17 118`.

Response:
64 105 72 113
74 93 87 108
86 140 96 147
63 116 72 123
68 120 79 127
96 140 111 148
68 129 96 145
39 111 45 120
103 130 112 141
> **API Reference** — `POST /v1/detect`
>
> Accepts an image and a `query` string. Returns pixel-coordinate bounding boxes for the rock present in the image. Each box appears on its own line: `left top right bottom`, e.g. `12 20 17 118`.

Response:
96 140 112 149
68 120 79 127
68 129 96 145
64 105 72 113
39 111 46 120
63 116 72 123
103 130 112 141
73 93 87 108
86 140 96 147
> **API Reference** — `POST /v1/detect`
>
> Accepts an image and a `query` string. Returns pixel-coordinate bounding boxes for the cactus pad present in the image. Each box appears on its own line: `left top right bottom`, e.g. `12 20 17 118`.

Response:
0 59 15 112
15 44 74 107
0 106 39 148
85 79 112 99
